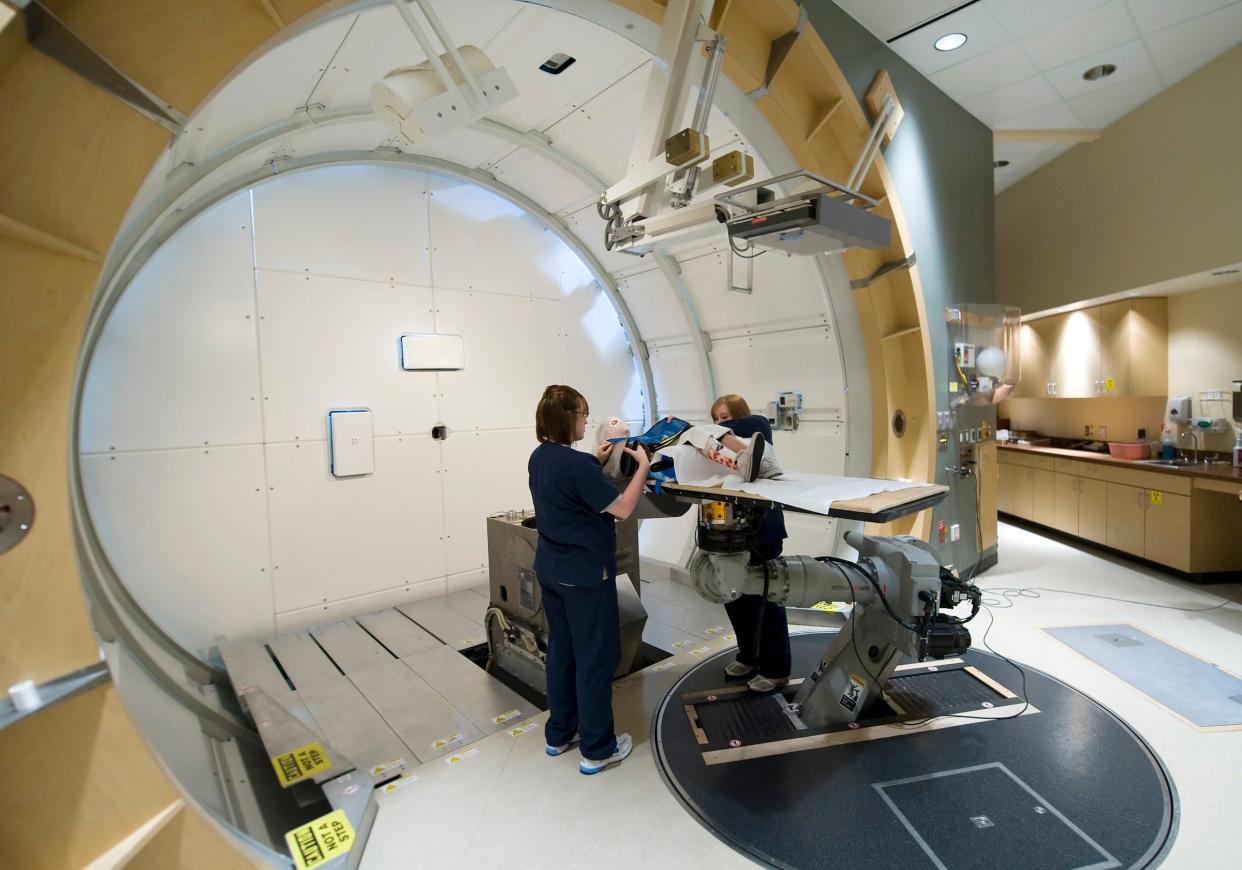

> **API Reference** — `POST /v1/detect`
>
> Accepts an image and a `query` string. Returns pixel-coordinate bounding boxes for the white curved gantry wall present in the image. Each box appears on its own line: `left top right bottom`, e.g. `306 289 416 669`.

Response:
79 0 855 658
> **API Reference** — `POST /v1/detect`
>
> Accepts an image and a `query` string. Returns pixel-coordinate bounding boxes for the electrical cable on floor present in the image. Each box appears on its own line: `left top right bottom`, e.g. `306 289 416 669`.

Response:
977 585 1240 612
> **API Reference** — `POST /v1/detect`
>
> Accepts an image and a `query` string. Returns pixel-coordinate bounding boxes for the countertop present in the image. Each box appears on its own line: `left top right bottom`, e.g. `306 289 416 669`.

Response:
997 442 1242 483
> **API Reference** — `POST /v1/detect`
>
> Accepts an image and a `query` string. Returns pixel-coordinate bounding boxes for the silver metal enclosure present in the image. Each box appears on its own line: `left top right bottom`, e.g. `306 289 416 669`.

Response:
484 514 647 694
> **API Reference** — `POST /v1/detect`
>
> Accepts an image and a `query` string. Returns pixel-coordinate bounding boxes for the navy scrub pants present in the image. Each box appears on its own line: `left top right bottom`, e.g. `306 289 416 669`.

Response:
723 541 791 679
539 577 621 760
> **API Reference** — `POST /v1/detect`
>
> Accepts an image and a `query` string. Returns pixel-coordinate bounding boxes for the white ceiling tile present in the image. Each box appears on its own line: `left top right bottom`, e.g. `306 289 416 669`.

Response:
833 0 964 42
1143 2 1242 66
929 43 1038 102
1066 70 1163 125
1043 38 1155 99
1159 47 1231 85
963 75 1062 125
985 0 1112 39
1018 1 1138 70
994 100 1084 129
1126 0 1238 35
888 3 1011 75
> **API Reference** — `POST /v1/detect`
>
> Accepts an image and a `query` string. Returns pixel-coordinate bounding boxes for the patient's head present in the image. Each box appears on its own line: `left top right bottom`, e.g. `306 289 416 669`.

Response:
711 394 751 424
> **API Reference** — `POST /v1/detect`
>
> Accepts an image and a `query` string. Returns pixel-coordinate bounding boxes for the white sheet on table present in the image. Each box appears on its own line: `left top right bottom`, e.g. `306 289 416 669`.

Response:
669 469 924 516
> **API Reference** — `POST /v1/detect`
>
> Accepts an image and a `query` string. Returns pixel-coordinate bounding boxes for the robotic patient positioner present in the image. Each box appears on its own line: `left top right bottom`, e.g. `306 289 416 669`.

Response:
689 501 981 728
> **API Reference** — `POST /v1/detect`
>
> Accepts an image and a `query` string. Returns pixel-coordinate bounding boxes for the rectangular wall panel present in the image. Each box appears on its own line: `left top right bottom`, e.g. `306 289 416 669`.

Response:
617 265 687 343
80 447 275 654
441 428 539 577
252 165 432 286
710 328 847 420
267 436 446 613
559 245 645 425
428 175 562 297
80 192 263 453
256 271 438 442
435 289 563 431
679 247 830 334
649 343 707 420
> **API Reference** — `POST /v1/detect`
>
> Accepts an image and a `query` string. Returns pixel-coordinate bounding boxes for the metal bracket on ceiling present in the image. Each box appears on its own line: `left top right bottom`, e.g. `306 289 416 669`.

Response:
849 252 917 289
18 0 186 133
746 5 809 101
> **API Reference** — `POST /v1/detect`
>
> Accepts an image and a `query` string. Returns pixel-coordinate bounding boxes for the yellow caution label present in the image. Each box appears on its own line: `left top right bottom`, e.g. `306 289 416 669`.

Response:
949 381 959 393
722 633 735 642
509 720 537 737
492 708 521 725
1105 377 1116 392
673 639 695 649
690 646 710 656
812 601 848 612
271 742 331 786
431 733 464 751
383 773 418 793
446 748 479 766
1149 490 1163 506
704 625 726 635
371 757 405 777
285 810 355 869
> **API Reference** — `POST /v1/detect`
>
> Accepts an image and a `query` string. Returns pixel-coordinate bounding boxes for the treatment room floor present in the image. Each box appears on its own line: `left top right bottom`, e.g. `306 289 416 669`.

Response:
359 523 1242 869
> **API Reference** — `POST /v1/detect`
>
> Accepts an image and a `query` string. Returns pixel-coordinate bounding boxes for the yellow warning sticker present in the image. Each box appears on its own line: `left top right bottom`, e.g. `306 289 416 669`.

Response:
509 720 537 737
383 773 418 794
652 662 674 672
690 646 711 656
612 679 633 690
371 756 405 777
285 810 355 869
812 601 848 612
446 747 479 766
492 708 521 725
1149 490 1163 506
723 633 735 642
704 626 726 636
271 742 331 786
673 639 696 649
431 733 463 751
1105 377 1116 392
949 381 959 393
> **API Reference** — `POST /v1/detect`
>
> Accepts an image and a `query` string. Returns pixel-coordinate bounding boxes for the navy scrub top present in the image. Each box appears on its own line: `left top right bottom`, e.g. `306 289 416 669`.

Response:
528 441 619 588
720 414 787 546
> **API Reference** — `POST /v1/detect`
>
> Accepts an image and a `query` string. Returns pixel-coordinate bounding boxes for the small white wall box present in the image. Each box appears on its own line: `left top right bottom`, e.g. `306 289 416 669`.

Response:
400 333 465 371
328 409 375 477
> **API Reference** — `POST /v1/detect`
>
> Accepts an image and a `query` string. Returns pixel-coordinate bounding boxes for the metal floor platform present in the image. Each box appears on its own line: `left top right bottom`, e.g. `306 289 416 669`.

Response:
654 636 1177 870
219 585 538 789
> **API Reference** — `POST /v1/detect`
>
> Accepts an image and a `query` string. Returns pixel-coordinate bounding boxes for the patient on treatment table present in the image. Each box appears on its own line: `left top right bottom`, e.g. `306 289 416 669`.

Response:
597 416 782 487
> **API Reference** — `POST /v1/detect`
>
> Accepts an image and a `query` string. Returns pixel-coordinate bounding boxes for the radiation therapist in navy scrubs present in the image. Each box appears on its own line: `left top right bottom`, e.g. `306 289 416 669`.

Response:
711 393 792 692
528 385 650 774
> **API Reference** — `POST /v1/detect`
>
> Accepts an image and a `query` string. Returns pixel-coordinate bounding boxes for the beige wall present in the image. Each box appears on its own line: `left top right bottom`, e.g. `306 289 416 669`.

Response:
1000 283 1242 453
995 45 1242 314
1168 281 1242 451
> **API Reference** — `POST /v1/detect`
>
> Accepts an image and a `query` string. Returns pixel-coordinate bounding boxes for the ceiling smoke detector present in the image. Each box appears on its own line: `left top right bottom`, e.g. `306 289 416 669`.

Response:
934 32 968 52
1082 64 1117 81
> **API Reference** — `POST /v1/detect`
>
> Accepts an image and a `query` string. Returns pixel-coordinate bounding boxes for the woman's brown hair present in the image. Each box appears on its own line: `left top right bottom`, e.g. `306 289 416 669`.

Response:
536 385 588 444
711 393 751 421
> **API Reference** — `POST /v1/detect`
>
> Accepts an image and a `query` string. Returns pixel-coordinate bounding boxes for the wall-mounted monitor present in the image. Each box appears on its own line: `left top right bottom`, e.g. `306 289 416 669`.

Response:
327 408 374 477
400 333 465 371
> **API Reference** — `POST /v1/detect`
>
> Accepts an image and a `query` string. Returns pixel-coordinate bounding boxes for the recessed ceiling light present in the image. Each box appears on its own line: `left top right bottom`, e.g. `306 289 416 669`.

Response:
994 160 1010 169
934 32 968 52
1082 63 1117 81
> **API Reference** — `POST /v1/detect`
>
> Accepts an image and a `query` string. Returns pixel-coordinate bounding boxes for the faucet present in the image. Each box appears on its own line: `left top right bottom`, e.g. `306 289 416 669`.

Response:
1176 427 1204 463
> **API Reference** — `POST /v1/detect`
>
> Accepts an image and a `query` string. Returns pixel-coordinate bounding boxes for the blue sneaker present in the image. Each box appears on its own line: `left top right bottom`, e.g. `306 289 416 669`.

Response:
546 732 581 756
579 733 633 775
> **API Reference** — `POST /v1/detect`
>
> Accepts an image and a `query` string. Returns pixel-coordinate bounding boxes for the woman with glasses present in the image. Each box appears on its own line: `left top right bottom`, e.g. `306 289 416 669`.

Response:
527 385 650 774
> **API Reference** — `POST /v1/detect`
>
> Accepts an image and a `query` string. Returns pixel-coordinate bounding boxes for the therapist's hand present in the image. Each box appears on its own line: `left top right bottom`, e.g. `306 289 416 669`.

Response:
596 441 615 465
623 443 651 473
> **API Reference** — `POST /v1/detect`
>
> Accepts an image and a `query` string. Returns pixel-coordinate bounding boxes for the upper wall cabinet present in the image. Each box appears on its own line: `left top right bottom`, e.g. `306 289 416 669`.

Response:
1017 298 1167 399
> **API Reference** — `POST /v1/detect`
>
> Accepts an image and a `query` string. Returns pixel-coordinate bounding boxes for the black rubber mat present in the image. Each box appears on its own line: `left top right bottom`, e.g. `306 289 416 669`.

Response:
654 635 1177 870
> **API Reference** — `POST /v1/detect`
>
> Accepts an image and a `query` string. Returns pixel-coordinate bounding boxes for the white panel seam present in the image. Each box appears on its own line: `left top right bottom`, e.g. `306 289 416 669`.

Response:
249 188 279 631
255 265 435 289
430 282 562 302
